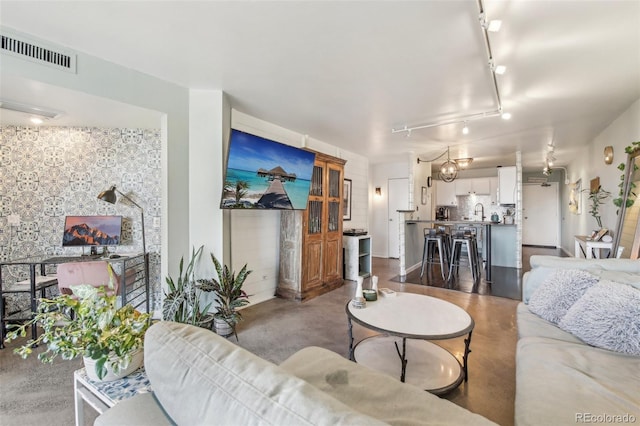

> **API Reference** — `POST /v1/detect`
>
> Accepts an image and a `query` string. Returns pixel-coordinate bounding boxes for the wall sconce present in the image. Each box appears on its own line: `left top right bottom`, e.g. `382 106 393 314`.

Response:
375 187 382 196
604 146 614 165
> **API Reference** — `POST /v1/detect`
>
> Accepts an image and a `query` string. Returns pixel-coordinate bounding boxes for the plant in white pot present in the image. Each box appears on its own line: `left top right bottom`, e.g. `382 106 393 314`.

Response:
198 254 251 340
162 245 215 329
4 267 151 381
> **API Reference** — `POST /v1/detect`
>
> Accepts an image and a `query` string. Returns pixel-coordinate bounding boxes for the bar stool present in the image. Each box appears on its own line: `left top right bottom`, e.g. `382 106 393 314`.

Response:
420 227 450 280
448 228 482 283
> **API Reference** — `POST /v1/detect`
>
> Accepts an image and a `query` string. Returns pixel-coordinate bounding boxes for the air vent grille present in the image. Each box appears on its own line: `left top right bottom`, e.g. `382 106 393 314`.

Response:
1 30 77 73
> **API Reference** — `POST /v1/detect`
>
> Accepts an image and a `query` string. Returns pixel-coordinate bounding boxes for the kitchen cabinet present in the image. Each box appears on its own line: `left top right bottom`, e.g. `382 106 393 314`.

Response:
454 179 472 196
489 177 499 205
435 180 457 206
497 166 517 205
278 151 346 301
491 225 517 267
454 178 491 196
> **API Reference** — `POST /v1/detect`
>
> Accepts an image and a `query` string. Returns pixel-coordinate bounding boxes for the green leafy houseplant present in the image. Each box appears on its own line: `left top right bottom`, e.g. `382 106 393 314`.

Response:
613 142 640 210
4 268 151 380
582 185 611 229
162 245 213 327
198 254 251 338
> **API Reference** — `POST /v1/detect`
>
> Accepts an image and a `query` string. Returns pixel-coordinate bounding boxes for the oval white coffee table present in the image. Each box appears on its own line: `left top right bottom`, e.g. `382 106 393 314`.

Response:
346 292 474 394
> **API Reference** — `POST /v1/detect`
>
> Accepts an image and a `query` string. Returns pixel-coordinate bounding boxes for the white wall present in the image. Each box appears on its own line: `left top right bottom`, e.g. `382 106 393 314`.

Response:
188 90 227 291
228 111 369 305
563 98 640 253
369 160 411 258
411 154 432 219
342 151 369 231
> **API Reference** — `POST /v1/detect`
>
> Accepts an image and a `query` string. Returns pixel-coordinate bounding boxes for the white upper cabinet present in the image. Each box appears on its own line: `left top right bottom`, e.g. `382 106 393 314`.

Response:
435 180 457 206
454 178 491 196
455 179 472 196
489 177 499 205
497 166 517 204
472 179 491 195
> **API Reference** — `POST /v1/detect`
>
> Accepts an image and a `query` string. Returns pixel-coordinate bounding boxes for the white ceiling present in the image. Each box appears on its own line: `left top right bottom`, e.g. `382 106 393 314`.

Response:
1 1 639 173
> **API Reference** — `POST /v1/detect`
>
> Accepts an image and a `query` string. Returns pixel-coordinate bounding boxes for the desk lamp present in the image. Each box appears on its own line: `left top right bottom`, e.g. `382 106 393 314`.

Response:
97 185 146 256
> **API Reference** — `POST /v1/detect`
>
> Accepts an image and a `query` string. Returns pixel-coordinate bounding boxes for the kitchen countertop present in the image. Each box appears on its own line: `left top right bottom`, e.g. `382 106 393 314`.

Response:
405 219 516 226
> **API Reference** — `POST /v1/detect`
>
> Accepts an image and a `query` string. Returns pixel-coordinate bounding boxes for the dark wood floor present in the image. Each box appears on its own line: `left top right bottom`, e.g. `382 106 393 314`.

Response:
393 245 567 300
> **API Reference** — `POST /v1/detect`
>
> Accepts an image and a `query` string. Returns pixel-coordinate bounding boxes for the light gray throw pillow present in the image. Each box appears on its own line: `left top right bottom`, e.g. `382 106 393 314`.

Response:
528 269 598 324
559 280 640 356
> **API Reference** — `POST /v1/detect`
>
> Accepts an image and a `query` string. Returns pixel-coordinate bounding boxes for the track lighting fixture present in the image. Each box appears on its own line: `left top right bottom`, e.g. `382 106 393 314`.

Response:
392 1 508 136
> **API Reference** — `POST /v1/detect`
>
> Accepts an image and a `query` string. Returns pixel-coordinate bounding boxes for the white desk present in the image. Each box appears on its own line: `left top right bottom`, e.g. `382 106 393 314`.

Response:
574 235 613 259
74 367 150 426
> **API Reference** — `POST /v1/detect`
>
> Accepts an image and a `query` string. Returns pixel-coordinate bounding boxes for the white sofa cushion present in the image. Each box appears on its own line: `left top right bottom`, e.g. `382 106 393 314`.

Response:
95 393 173 426
516 303 582 343
281 346 496 426
527 269 598 324
529 255 640 274
144 321 384 425
559 280 640 356
523 256 640 304
516 336 640 426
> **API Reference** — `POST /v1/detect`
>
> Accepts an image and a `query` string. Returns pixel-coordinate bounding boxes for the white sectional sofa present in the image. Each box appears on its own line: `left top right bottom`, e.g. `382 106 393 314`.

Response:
96 321 496 425
516 255 640 425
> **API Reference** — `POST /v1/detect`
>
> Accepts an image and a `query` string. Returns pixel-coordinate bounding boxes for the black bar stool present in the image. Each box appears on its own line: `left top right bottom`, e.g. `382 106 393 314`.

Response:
420 227 450 280
448 228 482 283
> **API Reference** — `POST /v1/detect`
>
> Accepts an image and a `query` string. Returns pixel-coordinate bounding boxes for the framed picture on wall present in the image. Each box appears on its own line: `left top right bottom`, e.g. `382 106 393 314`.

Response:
343 179 352 221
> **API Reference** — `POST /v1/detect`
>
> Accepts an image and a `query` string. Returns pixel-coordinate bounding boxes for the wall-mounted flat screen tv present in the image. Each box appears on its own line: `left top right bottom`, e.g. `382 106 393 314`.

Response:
221 129 316 210
62 215 122 246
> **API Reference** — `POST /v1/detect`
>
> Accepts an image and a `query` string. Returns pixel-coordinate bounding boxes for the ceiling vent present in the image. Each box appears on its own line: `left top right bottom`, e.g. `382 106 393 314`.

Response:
1 28 77 73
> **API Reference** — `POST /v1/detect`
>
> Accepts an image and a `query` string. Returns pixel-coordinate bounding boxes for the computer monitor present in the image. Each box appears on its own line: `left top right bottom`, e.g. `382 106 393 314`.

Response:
62 215 122 247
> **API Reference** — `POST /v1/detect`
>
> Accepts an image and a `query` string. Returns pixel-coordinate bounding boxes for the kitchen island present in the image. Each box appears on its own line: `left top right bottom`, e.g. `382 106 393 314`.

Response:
402 219 517 282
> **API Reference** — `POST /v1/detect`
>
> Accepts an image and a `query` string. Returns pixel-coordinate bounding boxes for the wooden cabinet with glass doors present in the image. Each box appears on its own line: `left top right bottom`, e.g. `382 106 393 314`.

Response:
277 151 346 301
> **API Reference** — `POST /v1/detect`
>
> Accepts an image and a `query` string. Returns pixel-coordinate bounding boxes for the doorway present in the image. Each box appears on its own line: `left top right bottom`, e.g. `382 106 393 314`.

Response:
388 178 410 258
523 183 560 247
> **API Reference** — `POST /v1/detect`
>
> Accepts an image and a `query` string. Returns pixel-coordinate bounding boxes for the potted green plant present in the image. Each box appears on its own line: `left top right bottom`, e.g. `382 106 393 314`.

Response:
4 267 151 381
162 245 214 329
198 254 251 339
613 142 640 210
582 185 611 229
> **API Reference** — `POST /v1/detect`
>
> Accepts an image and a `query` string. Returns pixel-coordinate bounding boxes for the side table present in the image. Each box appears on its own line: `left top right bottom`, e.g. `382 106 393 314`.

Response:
574 235 613 258
74 367 151 426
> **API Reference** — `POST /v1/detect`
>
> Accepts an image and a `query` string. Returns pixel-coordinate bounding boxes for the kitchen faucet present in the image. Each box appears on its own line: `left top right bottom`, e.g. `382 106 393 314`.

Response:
474 202 486 221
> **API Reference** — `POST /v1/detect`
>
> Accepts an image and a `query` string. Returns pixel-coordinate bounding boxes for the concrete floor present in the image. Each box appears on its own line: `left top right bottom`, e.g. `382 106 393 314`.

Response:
236 256 522 426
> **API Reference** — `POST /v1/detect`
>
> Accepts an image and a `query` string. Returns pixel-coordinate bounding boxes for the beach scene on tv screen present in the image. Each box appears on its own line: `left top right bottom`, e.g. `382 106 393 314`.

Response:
222 130 315 210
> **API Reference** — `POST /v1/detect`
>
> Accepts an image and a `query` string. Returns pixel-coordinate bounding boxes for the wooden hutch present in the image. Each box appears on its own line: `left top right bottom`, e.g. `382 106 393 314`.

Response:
277 150 346 301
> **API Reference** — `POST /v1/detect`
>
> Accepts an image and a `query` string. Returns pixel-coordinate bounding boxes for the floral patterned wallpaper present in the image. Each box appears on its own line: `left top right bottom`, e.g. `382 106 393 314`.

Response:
0 126 162 312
